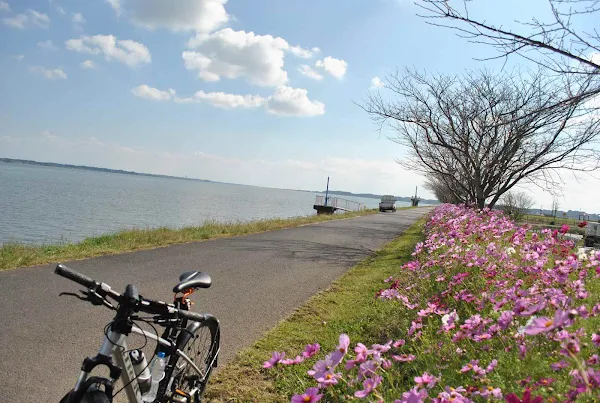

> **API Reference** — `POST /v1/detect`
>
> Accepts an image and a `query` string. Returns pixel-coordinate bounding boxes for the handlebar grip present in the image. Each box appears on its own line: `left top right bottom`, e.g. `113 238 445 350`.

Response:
55 264 95 289
179 310 206 323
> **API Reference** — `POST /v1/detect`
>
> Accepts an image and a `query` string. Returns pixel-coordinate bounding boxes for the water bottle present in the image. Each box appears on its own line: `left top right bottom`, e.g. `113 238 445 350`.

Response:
143 352 166 402
129 349 152 395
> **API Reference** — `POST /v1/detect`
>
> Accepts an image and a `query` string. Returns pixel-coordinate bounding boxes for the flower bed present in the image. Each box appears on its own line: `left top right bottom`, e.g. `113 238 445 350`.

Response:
264 205 600 402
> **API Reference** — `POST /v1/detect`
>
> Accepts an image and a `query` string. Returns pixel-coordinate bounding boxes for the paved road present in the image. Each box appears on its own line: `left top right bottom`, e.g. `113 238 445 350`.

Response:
0 208 431 402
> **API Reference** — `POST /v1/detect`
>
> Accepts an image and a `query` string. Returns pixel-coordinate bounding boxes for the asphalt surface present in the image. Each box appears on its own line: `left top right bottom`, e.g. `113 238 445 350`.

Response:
0 208 431 402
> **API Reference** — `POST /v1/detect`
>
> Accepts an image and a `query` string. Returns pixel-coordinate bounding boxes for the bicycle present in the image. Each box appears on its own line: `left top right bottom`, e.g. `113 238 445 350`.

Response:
54 264 220 403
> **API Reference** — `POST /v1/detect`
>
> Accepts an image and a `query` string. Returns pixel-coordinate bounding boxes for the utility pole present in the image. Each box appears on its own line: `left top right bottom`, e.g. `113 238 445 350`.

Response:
325 176 330 207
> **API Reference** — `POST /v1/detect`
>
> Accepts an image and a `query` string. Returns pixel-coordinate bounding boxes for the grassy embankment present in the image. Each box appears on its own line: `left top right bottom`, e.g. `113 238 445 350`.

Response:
204 219 426 402
0 209 377 271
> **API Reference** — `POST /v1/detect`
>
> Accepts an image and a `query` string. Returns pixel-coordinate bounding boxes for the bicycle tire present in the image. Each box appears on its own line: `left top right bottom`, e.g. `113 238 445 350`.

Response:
59 390 110 403
171 316 220 401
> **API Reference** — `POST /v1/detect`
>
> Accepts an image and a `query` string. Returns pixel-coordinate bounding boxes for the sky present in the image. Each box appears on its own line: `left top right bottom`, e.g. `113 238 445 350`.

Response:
0 0 598 211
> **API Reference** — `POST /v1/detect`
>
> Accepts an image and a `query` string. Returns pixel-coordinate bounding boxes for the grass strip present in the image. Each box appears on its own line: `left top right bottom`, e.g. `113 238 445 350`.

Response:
204 218 425 402
0 209 378 271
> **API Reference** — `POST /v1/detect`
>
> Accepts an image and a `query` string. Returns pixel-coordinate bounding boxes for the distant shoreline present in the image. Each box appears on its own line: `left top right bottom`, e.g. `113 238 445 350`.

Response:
0 157 439 203
0 157 220 183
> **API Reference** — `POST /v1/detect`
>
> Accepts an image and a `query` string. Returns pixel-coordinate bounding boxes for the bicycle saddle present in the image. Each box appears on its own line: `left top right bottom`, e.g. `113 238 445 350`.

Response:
173 271 212 293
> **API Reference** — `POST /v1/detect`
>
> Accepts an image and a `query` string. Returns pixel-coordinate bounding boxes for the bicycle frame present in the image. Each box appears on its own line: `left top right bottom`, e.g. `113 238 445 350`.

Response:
71 326 205 403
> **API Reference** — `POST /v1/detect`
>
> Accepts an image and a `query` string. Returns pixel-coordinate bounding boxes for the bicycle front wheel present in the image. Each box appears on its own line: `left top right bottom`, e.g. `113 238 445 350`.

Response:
172 316 220 401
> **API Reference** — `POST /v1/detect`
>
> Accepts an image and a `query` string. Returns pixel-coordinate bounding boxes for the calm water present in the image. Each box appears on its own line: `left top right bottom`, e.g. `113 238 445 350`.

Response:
0 162 405 245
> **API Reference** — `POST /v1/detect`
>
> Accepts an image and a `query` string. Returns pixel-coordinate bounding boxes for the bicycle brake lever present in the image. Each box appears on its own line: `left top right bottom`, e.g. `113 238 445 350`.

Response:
59 291 88 301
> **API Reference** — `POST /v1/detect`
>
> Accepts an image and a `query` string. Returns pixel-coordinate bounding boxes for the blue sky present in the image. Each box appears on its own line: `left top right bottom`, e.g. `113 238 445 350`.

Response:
1 0 598 210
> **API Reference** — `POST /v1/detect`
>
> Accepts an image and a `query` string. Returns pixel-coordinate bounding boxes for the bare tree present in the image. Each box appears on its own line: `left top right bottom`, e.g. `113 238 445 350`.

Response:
552 197 561 218
363 69 600 209
500 191 535 220
417 1 600 102
424 172 469 204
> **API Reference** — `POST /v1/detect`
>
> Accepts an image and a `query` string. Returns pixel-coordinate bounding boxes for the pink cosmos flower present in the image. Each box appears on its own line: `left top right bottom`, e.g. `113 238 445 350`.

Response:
392 354 416 362
484 359 498 374
408 321 423 336
291 387 322 403
315 370 341 387
302 343 320 358
354 375 382 398
592 333 600 347
414 372 438 389
357 360 377 380
460 360 479 373
473 333 492 342
524 310 569 335
393 339 406 348
498 311 514 329
281 355 304 365
550 360 569 370
371 340 393 353
474 386 503 399
337 334 350 354
395 387 428 403
504 389 543 403
263 352 285 368
329 334 350 366
560 224 570 234
307 355 336 380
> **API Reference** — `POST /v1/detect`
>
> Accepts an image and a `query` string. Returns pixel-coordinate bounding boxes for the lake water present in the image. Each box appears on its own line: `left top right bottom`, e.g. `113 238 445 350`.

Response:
0 162 409 245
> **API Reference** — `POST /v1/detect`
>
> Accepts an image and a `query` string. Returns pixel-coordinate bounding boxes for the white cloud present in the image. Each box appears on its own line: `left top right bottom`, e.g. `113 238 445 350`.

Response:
37 40 58 51
131 85 175 101
298 65 323 80
0 1 10 12
41 130 58 140
105 0 121 16
131 84 322 116
65 35 151 68
29 66 67 80
315 56 347 79
289 45 319 59
185 29 318 87
12 54 24 61
80 60 96 69
72 12 85 30
176 90 265 109
184 29 288 86
56 6 66 15
370 76 384 89
128 0 228 32
3 9 50 29
266 86 325 117
590 52 600 66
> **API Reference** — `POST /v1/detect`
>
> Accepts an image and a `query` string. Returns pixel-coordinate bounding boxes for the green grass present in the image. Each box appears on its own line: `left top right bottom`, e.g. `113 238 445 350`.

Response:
204 219 425 402
0 209 378 271
521 214 583 226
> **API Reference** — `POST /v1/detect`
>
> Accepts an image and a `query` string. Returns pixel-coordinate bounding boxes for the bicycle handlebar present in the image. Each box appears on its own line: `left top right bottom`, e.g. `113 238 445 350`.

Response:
55 264 206 322
55 264 95 289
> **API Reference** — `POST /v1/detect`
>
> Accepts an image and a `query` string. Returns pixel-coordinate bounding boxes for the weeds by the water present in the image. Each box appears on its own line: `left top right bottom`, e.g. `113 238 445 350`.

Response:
0 210 377 270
